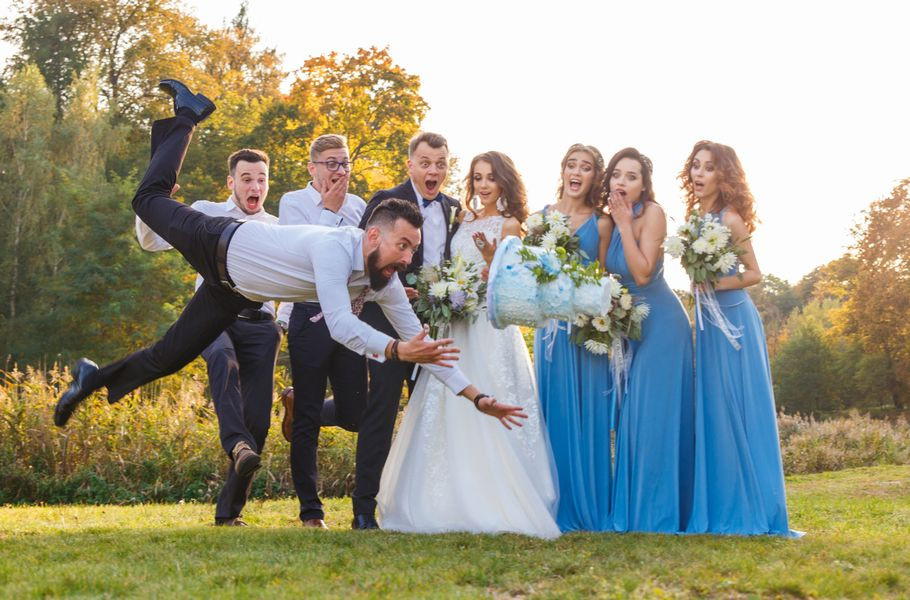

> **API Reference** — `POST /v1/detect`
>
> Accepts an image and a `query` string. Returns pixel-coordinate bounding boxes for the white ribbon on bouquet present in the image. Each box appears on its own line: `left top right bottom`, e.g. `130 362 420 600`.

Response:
695 284 742 350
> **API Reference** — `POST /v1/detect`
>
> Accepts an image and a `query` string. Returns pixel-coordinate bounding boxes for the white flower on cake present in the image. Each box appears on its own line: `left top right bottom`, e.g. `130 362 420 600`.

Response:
525 212 544 231
545 210 567 226
591 316 610 332
583 339 610 355
540 231 559 251
548 219 570 238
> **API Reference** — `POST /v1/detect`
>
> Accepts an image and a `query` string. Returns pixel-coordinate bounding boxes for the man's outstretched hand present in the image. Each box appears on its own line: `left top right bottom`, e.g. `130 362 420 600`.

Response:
476 395 527 430
397 326 460 367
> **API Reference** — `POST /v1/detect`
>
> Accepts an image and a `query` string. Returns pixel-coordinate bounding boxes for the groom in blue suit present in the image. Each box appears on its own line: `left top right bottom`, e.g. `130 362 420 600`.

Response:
352 131 461 529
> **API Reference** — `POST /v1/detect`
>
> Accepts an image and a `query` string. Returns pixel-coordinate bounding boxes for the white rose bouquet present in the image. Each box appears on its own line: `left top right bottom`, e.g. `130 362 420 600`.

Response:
664 213 744 286
665 213 745 348
524 209 582 258
406 253 485 338
570 275 648 356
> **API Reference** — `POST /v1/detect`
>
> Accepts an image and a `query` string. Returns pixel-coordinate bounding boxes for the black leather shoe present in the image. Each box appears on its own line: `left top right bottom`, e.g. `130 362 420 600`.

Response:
158 78 216 123
53 358 100 427
351 514 379 530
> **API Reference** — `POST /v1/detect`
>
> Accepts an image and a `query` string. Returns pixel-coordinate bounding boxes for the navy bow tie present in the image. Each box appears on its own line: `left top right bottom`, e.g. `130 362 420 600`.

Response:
421 197 437 208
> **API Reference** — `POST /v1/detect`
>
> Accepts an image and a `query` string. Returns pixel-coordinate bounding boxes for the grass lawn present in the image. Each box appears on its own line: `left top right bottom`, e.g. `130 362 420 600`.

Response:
1 465 908 598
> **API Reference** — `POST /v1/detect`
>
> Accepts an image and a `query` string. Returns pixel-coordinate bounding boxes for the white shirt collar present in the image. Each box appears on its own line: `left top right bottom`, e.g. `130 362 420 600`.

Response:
305 182 324 209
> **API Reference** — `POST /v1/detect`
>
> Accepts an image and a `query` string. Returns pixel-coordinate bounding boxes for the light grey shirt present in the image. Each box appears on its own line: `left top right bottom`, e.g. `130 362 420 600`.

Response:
135 198 278 316
278 182 366 229
226 222 470 394
411 180 446 266
276 183 366 324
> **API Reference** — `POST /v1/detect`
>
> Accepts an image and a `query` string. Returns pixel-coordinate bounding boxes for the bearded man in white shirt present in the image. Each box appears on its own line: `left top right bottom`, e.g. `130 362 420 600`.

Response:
135 148 282 527
54 80 525 467
275 134 370 529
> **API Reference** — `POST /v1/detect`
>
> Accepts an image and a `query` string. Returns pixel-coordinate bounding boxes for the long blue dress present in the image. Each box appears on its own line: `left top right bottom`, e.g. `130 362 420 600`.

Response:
535 210 613 532
686 210 799 537
607 203 695 533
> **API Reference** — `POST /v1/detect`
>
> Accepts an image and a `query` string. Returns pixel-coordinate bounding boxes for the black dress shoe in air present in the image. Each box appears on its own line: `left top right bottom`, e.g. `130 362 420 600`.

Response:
53 358 100 427
158 78 216 124
351 514 380 530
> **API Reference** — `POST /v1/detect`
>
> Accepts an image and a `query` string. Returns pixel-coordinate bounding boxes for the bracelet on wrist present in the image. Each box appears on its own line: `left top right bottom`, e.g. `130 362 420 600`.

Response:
472 393 489 411
391 340 400 361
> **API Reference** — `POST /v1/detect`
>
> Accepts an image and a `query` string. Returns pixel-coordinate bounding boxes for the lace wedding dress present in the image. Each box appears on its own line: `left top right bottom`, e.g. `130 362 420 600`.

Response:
377 215 560 538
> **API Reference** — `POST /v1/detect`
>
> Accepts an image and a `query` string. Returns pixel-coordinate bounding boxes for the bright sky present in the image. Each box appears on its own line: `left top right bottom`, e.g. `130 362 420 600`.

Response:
7 1 910 287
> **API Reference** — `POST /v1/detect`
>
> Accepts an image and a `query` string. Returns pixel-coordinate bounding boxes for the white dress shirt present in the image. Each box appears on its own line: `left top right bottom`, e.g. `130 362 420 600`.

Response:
226 223 470 394
278 182 366 228
135 197 278 316
411 180 446 266
275 183 366 324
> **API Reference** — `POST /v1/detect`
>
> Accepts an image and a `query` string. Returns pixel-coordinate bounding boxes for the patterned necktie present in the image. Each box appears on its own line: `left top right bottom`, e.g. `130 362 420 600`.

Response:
309 286 371 323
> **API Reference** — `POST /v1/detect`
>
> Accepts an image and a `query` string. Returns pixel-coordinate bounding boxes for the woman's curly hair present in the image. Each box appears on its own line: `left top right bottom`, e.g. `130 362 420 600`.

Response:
679 140 759 233
556 143 605 209
463 151 529 223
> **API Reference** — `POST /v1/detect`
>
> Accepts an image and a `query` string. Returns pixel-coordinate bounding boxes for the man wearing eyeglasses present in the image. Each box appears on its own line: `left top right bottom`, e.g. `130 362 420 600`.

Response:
275 134 368 529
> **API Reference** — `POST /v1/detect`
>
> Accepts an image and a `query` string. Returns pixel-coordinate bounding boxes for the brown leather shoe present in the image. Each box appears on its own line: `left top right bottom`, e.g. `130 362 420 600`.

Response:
231 441 261 477
280 387 294 442
215 517 248 527
301 518 328 529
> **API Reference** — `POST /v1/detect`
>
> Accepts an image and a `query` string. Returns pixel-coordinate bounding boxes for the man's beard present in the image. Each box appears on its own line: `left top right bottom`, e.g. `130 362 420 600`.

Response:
367 248 403 291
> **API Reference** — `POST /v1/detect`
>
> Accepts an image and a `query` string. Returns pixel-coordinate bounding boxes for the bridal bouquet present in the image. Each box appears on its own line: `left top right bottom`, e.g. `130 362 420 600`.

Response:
524 209 582 257
664 213 743 285
570 275 648 356
664 213 745 348
406 253 485 338
569 274 648 396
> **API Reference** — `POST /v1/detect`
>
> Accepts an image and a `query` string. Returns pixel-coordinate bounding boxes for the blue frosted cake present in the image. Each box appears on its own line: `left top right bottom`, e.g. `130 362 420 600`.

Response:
487 237 612 329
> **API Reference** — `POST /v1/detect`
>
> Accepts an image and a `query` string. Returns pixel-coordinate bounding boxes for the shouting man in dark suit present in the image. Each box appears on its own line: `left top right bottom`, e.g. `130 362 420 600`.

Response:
352 132 461 530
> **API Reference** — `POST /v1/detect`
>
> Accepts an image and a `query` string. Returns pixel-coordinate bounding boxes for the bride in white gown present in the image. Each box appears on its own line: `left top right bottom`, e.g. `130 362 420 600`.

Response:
377 152 560 538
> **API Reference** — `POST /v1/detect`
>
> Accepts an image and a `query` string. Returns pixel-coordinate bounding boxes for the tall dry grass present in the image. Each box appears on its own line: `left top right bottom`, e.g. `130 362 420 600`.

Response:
0 364 354 504
3 365 909 504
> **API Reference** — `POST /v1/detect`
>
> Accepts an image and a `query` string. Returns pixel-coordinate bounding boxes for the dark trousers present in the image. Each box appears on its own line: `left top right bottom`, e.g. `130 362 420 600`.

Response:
352 301 414 517
288 303 368 521
91 116 260 402
203 318 281 521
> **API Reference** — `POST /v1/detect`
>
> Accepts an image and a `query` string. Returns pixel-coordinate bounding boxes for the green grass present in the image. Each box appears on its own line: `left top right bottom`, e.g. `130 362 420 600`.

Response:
1 466 909 598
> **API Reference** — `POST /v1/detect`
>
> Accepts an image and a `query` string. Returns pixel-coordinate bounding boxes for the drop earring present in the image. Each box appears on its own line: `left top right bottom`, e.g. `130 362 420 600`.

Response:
496 197 507 213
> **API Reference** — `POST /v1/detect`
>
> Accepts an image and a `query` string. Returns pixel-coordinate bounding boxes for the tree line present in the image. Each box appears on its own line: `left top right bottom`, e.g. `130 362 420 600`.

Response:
0 0 427 366
2 0 908 416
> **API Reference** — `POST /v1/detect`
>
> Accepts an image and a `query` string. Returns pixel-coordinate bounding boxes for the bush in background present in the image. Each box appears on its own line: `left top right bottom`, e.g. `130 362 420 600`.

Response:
3 366 909 504
0 365 355 505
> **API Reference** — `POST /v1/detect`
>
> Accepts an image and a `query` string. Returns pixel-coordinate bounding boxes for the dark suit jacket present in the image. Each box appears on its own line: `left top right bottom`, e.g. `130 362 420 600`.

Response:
358 179 461 286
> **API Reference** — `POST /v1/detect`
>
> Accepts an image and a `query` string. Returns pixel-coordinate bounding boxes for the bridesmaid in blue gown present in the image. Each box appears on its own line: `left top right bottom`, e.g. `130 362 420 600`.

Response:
534 143 614 532
679 141 799 537
601 148 695 533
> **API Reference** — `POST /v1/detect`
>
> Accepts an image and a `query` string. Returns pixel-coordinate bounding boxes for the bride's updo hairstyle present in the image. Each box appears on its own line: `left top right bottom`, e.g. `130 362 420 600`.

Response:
679 140 759 233
463 151 529 223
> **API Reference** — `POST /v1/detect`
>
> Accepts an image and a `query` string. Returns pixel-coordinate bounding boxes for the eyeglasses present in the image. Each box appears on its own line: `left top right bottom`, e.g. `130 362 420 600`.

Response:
312 160 353 172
